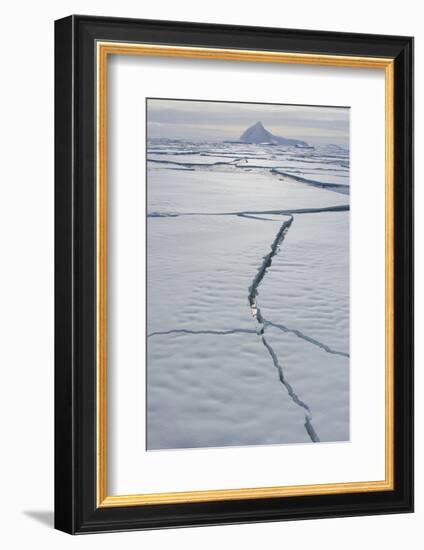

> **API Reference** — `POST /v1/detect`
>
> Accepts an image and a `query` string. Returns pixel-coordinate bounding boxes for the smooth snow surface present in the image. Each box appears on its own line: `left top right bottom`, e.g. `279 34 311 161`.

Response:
147 139 349 450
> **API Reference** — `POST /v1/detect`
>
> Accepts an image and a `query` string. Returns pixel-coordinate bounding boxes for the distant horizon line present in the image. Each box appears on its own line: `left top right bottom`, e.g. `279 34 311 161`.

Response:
147 136 349 148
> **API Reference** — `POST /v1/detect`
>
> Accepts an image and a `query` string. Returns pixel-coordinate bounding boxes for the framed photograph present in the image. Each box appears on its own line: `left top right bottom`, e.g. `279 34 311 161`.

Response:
54 15 413 534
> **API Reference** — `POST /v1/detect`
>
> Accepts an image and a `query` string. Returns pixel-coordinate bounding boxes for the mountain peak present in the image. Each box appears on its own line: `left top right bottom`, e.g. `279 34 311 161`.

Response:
240 122 272 143
239 122 308 147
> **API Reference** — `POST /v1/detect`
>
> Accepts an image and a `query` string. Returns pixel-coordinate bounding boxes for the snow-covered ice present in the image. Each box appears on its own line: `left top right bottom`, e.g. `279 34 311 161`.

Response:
146 139 350 449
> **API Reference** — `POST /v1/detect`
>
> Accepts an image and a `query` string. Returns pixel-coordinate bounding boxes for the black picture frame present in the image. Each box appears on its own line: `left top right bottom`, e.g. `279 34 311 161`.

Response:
55 14 413 534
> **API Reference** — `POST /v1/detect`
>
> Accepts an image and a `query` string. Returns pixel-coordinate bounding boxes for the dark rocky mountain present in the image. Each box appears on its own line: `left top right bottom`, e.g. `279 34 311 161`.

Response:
240 121 308 147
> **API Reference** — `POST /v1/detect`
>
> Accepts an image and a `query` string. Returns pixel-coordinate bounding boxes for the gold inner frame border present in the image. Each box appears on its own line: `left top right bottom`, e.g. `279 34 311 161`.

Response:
96 42 394 508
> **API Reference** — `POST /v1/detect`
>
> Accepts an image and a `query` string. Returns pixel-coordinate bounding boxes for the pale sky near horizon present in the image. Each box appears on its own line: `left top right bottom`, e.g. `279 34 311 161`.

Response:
147 98 350 147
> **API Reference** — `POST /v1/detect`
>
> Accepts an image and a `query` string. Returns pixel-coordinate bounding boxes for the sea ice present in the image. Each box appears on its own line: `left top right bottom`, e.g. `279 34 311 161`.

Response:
146 139 350 449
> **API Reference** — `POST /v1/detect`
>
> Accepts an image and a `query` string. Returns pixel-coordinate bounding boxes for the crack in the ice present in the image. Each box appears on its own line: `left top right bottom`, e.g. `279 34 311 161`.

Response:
281 166 348 174
147 324 348 359
261 335 320 442
147 204 349 218
264 321 349 358
247 214 320 443
248 216 294 327
270 168 349 195
237 213 277 221
147 328 256 337
148 158 241 169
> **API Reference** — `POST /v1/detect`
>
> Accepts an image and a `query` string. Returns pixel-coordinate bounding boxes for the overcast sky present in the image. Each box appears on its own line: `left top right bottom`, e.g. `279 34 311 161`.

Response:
147 99 350 147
